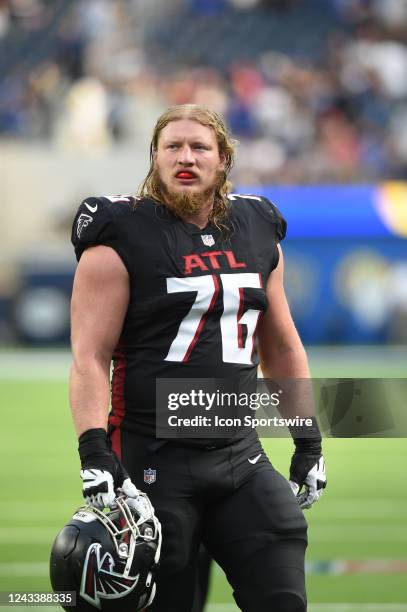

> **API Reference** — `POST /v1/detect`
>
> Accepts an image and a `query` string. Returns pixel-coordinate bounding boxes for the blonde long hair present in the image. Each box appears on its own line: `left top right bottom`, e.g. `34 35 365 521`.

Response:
138 104 237 229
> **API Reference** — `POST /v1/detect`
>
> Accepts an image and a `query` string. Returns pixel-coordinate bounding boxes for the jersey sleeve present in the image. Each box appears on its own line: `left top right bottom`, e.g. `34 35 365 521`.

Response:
228 193 287 242
71 196 131 270
258 196 287 242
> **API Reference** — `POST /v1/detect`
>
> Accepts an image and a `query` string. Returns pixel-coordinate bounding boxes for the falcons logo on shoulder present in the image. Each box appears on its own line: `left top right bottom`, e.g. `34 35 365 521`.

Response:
77 213 93 238
80 543 139 609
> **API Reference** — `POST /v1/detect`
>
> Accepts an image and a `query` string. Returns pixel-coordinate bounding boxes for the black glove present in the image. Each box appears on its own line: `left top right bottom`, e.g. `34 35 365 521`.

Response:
78 428 139 509
288 417 327 509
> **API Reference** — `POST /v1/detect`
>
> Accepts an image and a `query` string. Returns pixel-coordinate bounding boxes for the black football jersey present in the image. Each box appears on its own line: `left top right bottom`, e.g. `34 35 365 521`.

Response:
71 194 286 439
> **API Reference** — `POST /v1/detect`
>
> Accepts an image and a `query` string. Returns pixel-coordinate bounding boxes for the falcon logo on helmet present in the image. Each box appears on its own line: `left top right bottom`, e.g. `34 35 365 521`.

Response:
81 543 140 608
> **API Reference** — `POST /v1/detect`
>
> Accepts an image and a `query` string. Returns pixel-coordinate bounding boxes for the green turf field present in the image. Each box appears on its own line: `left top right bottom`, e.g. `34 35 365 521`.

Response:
0 348 406 611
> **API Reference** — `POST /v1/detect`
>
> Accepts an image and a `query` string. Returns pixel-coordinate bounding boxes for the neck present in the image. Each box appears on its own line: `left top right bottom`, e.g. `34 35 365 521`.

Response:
182 201 213 229
182 198 213 229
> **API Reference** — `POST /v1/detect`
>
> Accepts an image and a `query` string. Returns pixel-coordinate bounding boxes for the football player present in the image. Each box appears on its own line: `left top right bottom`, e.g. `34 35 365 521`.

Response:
70 104 326 612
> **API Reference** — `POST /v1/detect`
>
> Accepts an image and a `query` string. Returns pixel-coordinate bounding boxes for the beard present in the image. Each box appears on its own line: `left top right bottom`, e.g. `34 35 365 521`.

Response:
150 167 224 218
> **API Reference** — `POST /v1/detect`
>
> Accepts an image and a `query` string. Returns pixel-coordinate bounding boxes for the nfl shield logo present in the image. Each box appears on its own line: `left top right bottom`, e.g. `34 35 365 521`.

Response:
201 234 215 247
144 468 156 485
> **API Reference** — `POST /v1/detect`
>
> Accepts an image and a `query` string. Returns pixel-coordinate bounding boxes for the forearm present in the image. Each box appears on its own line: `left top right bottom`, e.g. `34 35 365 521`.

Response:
69 357 111 438
260 341 315 419
260 342 310 380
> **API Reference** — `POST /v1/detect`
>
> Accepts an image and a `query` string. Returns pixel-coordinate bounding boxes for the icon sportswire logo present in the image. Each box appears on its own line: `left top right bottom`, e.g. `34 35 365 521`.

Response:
248 454 261 464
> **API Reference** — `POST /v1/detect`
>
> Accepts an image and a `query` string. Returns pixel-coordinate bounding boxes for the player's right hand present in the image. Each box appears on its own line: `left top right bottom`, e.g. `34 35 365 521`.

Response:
80 463 139 510
78 428 139 510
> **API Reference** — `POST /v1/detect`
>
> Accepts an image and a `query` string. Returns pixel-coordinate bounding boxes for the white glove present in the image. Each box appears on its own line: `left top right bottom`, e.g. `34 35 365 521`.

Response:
126 492 155 522
289 456 327 510
81 469 139 510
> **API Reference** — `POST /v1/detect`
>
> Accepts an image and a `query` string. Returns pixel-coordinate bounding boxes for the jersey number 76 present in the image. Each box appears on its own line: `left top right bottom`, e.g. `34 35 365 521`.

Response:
164 273 262 365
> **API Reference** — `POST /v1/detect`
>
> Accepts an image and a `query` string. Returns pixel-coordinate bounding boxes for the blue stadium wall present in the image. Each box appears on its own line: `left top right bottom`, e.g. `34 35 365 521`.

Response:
246 182 407 344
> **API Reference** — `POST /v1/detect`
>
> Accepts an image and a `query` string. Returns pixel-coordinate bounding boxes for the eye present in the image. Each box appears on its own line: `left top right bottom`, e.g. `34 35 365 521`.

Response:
167 144 178 150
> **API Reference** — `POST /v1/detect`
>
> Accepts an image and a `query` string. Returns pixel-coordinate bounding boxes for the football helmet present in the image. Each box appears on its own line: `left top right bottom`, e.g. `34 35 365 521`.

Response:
50 494 162 611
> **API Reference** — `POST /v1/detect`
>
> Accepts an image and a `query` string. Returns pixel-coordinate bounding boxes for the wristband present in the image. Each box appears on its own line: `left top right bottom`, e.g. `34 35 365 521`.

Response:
288 416 322 455
78 428 111 468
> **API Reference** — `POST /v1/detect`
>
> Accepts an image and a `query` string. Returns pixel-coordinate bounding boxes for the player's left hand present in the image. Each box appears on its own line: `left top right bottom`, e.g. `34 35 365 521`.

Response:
289 454 326 510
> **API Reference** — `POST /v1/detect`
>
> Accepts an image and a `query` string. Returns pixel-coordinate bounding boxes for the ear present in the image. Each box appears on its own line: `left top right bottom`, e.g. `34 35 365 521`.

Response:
218 152 226 171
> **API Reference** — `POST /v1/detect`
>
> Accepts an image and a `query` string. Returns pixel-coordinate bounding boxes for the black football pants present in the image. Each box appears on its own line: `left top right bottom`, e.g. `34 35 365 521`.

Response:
192 545 212 612
118 430 308 612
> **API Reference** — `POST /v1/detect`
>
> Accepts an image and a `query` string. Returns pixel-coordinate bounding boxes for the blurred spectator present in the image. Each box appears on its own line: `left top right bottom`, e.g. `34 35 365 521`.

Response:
341 21 407 100
229 0 260 10
1 0 407 181
0 1 10 38
55 77 111 153
188 0 227 13
372 0 407 29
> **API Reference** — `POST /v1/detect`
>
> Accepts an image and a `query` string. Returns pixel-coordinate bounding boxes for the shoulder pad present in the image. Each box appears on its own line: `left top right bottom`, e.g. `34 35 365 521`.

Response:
71 195 135 261
228 193 286 241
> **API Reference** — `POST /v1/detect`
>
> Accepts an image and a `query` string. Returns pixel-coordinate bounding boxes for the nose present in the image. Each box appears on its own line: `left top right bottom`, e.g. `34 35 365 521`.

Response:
178 144 194 165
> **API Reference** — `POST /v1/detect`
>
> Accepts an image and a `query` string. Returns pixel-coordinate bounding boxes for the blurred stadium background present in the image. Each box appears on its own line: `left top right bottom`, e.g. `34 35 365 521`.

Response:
0 0 406 610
